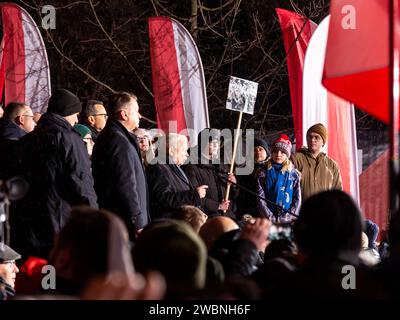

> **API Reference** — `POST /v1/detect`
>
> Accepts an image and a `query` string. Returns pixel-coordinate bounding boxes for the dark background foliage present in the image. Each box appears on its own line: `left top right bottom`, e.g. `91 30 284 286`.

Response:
2 0 387 141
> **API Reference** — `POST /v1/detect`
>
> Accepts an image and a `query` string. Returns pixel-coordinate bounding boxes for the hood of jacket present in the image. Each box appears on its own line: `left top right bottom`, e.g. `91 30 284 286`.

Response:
0 118 26 140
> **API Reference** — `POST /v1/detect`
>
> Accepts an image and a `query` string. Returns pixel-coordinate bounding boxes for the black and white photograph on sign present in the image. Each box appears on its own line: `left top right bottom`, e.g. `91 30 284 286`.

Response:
226 76 258 115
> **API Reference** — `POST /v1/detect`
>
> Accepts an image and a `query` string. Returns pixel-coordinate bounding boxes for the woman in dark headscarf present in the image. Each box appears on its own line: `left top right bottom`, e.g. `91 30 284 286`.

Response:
74 124 94 159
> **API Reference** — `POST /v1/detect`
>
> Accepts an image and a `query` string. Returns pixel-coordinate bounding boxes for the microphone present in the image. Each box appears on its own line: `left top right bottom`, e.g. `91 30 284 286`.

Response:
186 163 299 219
214 172 299 219
0 176 29 201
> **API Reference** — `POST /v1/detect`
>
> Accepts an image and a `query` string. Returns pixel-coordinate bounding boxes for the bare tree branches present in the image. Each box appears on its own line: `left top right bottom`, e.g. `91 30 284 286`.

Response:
87 0 153 97
42 16 117 94
14 0 337 132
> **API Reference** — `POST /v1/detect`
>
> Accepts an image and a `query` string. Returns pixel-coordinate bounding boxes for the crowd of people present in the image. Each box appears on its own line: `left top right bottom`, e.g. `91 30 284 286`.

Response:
0 89 397 300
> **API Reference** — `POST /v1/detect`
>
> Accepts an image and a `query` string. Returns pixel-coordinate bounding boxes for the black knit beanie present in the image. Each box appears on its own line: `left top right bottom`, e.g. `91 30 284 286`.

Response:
254 138 270 157
48 89 82 116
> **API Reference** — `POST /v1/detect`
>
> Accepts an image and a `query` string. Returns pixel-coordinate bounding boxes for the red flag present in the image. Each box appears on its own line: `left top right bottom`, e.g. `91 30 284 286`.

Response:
0 37 5 102
276 8 317 149
359 150 389 235
322 0 390 123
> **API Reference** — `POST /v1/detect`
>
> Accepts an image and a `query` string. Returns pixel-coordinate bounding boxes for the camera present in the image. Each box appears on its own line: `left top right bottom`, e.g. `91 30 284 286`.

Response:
268 222 293 241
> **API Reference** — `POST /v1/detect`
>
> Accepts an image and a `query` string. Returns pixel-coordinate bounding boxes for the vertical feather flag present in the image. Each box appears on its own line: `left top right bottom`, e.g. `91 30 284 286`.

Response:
322 0 389 124
148 16 209 146
0 2 51 113
303 16 360 204
276 8 317 149
277 9 359 204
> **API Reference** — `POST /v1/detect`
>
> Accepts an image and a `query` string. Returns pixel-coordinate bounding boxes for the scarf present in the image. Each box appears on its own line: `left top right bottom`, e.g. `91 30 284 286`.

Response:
265 162 294 216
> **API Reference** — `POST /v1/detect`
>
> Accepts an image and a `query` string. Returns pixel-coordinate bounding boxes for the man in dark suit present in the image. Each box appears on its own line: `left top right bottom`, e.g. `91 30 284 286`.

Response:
147 133 208 219
92 92 150 240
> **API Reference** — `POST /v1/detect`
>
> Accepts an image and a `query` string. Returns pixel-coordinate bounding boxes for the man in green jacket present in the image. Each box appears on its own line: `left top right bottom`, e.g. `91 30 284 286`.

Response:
291 123 342 201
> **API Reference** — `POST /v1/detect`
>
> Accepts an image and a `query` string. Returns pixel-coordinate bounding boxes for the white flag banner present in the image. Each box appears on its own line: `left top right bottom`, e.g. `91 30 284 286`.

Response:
303 16 360 204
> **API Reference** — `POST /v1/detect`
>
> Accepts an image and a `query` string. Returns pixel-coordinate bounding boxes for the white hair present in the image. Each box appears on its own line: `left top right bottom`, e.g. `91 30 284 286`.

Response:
167 133 188 153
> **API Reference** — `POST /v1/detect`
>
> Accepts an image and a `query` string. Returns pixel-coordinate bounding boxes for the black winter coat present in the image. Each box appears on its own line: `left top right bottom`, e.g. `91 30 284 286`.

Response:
182 161 238 220
0 117 26 140
147 163 201 219
13 113 98 258
0 138 19 180
236 161 266 218
92 120 150 235
0 118 27 180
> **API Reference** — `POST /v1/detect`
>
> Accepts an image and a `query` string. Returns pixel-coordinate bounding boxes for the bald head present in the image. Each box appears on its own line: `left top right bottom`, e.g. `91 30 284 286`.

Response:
199 216 239 250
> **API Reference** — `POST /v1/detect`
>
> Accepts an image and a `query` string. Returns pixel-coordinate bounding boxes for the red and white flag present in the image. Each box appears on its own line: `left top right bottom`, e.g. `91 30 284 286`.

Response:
322 0 389 124
277 9 359 203
148 16 209 146
0 2 51 113
303 16 360 204
276 8 317 149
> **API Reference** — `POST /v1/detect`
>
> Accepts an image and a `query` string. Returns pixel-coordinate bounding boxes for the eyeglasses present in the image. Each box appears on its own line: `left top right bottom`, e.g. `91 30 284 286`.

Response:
0 260 16 269
92 113 108 119
83 137 94 143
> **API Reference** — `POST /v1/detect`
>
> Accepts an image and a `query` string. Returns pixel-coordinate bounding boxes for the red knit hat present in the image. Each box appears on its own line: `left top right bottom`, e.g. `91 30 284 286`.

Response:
273 134 292 157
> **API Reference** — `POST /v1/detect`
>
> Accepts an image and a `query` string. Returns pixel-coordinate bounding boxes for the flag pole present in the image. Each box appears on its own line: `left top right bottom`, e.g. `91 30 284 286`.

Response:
224 111 243 202
389 0 400 228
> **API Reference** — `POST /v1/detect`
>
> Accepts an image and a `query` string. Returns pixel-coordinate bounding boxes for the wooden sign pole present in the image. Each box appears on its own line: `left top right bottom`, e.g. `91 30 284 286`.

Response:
224 111 243 202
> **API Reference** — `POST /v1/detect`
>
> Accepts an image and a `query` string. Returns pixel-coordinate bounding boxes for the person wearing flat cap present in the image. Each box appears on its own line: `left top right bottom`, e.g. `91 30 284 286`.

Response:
0 243 21 299
13 89 98 260
291 123 342 202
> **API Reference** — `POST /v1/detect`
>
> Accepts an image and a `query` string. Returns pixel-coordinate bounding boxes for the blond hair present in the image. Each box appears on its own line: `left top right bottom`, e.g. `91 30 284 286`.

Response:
265 157 293 173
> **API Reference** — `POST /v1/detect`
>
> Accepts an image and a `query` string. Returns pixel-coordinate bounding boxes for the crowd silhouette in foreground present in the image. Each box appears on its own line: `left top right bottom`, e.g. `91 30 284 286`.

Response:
0 89 395 300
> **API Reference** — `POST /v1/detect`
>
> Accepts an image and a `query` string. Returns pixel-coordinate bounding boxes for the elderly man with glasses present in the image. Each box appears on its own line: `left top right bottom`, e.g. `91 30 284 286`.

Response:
0 102 36 180
0 243 20 299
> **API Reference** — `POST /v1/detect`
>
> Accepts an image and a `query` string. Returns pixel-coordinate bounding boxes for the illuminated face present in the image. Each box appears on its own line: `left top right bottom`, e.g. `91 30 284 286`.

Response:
254 146 267 162
91 104 108 132
0 260 19 288
128 99 141 131
64 113 79 126
20 105 36 133
271 149 287 164
83 133 94 157
170 138 189 166
208 140 220 158
307 131 324 154
138 136 150 153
